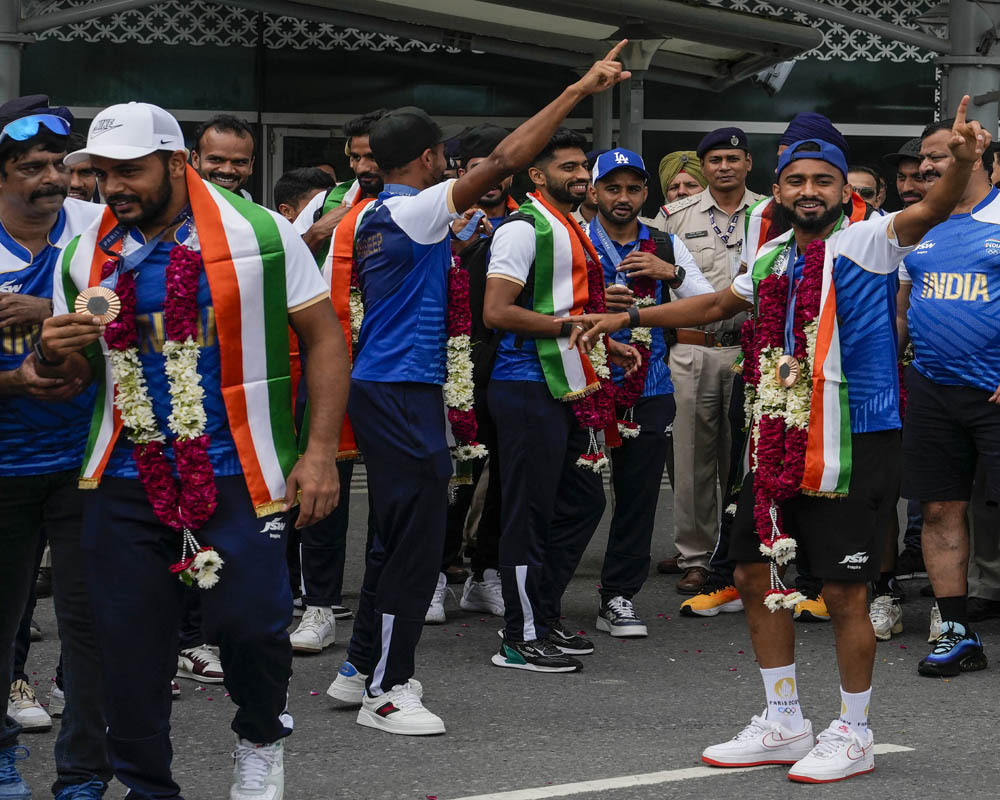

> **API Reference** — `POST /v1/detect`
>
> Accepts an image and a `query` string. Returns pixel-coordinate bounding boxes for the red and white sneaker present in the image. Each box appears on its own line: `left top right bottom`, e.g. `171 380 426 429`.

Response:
177 644 224 683
702 713 814 767
787 721 874 783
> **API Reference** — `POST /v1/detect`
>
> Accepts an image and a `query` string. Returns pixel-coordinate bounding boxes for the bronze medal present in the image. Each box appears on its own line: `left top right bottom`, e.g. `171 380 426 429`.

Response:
74 286 121 324
776 354 801 388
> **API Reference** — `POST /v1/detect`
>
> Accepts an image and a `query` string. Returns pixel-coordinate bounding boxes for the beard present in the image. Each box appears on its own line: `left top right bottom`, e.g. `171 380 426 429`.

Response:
107 169 173 228
774 196 842 233
357 171 383 198
479 185 510 210
597 199 639 225
548 181 587 206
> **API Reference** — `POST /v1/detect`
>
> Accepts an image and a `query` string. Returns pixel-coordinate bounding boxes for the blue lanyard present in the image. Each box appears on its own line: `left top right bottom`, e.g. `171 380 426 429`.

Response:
97 207 192 289
589 218 641 285
784 248 802 355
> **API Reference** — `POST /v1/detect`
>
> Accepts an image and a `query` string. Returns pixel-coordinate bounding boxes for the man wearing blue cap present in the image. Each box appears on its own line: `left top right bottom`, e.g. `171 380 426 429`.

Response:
586 148 713 636
652 127 762 598
566 101 987 783
0 96 109 800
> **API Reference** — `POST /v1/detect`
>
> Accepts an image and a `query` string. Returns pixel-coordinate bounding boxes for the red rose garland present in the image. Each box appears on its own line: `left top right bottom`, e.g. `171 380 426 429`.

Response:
445 256 483 451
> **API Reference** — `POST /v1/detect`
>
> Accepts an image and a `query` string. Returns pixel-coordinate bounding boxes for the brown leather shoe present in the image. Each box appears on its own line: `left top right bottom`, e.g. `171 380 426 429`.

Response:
676 567 709 595
656 553 683 575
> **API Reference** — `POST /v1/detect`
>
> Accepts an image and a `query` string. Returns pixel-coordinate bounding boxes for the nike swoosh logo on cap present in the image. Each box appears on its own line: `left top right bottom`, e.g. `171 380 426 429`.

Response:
160 138 173 144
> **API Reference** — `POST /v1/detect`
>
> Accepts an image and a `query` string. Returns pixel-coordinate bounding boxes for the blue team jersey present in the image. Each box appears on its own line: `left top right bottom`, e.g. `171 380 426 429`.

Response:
351 180 460 384
0 200 102 476
734 211 913 434
904 189 1000 392
104 237 240 478
589 221 673 397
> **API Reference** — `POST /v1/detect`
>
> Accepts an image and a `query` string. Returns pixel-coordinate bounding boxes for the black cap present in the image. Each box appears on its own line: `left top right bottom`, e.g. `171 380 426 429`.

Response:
459 124 508 164
696 127 750 159
369 106 467 172
883 137 922 167
0 94 73 129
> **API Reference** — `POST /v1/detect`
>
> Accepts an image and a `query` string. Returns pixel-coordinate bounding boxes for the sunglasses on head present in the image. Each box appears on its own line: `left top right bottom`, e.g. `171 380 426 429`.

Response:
0 114 71 145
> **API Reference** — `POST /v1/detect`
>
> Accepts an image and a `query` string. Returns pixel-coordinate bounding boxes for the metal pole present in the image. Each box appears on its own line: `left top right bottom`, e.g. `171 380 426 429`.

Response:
938 0 1000 135
0 1 32 105
592 84 613 151
619 72 646 153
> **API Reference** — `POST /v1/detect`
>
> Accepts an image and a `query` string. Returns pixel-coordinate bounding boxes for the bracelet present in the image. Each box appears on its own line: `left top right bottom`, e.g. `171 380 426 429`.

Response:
627 305 641 328
560 322 573 338
33 340 64 367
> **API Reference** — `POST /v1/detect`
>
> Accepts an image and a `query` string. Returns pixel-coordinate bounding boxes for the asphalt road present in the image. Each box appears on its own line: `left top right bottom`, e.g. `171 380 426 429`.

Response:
17 486 1000 799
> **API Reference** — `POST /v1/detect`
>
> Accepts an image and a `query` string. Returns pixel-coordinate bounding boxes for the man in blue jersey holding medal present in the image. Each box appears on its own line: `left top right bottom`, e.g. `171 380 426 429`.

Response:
0 96 109 800
567 99 986 784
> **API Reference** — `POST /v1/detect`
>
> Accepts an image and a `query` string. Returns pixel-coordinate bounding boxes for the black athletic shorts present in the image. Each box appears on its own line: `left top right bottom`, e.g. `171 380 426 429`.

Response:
903 366 1000 505
728 429 901 583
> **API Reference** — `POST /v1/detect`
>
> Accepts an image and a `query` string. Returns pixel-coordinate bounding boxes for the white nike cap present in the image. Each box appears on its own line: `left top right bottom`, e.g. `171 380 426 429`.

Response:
65 101 184 165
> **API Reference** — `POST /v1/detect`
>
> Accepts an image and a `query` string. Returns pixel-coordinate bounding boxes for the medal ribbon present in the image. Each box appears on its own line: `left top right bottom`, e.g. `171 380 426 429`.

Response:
708 206 741 248
97 207 193 288
589 217 641 286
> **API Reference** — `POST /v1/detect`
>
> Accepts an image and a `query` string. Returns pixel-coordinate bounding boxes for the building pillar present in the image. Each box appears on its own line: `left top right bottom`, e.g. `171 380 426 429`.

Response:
592 84 613 151
938 0 1000 135
618 72 645 153
0 1 32 104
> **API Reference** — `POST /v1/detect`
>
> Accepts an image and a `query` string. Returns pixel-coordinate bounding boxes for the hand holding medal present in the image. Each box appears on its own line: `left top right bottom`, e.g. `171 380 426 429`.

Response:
74 286 121 324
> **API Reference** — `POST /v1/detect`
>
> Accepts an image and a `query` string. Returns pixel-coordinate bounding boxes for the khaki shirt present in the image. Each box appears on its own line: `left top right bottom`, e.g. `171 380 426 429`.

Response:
655 187 763 334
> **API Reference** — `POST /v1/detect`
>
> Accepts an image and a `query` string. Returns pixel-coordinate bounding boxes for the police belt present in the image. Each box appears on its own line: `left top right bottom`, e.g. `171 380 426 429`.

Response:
675 328 741 348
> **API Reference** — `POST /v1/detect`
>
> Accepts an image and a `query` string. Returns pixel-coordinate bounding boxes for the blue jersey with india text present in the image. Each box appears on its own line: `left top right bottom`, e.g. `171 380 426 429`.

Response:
904 188 1000 392
351 180 461 384
0 199 103 476
733 212 913 433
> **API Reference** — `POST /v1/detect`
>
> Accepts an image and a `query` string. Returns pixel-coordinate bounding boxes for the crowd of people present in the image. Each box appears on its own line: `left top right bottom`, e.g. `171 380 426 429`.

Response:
2 39 1000 799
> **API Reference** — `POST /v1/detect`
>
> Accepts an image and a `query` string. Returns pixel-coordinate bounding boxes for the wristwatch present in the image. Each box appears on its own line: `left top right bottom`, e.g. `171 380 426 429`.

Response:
33 340 64 367
667 266 686 290
627 305 641 328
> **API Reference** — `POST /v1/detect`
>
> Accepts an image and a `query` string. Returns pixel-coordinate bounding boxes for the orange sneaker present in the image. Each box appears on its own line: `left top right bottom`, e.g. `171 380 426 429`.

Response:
793 595 830 622
680 585 743 617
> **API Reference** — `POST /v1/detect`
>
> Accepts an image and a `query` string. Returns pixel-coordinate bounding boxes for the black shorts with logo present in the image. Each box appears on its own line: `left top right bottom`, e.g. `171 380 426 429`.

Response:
903 366 1000 505
728 430 901 583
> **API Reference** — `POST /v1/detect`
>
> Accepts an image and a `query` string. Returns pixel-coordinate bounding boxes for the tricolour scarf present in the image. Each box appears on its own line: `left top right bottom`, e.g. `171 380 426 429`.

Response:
517 191 602 401
57 166 299 517
749 219 852 496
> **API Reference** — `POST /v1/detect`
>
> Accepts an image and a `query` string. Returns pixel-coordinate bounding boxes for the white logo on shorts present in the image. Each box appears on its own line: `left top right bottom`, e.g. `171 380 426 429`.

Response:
838 551 869 569
260 518 286 538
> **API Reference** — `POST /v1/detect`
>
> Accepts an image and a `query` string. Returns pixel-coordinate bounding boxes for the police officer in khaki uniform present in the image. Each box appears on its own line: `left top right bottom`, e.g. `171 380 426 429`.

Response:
653 127 762 594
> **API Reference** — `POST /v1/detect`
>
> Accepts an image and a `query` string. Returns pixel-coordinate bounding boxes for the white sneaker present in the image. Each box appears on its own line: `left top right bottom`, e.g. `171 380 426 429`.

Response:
8 679 52 731
231 736 284 799
460 569 504 616
928 602 943 642
177 644 225 683
327 661 423 706
869 595 903 641
289 606 336 653
424 572 449 624
788 720 874 783
701 713 814 767
48 685 65 718
357 683 444 736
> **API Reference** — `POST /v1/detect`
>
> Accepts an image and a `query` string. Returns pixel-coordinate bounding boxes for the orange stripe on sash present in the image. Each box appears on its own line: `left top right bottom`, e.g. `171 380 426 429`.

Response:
802 282 837 488
185 167 270 506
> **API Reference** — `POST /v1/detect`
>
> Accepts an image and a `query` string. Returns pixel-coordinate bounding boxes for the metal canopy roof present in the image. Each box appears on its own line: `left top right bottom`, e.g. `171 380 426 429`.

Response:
229 0 825 92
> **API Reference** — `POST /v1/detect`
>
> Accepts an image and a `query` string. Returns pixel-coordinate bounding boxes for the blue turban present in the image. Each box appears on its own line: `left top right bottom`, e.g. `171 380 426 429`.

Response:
779 112 849 161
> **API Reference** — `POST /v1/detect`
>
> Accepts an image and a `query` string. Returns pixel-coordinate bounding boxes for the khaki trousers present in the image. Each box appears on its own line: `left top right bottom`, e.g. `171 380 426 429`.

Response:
668 342 740 570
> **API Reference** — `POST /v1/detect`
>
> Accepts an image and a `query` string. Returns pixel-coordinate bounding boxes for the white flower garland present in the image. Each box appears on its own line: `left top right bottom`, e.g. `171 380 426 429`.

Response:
443 333 474 410
627 296 656 349
163 338 207 440
587 335 610 380
110 348 163 444
348 287 363 345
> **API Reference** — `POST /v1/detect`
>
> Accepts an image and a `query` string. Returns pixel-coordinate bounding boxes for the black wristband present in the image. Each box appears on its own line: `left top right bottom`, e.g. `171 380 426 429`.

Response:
560 322 573 338
33 340 64 367
667 266 686 290
627 305 641 328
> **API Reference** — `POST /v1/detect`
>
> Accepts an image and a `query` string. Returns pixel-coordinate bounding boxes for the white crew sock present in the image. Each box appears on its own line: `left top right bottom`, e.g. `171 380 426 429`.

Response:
760 664 805 731
838 686 871 731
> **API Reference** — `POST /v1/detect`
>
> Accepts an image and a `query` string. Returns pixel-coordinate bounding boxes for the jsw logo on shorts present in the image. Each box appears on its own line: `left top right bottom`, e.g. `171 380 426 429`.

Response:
260 518 286 538
838 551 870 568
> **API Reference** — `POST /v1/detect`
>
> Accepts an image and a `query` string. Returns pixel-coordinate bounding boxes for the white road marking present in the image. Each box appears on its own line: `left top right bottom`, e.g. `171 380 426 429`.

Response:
449 744 914 800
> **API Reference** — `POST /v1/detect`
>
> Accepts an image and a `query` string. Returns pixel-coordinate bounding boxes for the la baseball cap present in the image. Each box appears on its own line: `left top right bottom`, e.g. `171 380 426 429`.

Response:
369 106 467 172
592 148 649 183
776 138 849 180
65 102 185 165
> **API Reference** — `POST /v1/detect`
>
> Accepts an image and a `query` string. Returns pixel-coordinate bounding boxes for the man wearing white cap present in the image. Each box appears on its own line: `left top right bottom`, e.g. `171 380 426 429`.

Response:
38 102 349 800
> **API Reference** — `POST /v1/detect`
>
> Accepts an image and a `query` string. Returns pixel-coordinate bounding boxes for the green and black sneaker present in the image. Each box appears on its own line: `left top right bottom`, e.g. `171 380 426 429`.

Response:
491 634 583 673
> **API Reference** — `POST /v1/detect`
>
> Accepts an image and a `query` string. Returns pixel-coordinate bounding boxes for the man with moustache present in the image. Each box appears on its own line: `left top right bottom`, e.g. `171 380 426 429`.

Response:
657 150 706 209
899 117 1000 676
293 110 386 259
586 148 713 637
39 101 348 799
66 133 98 203
655 128 762 596
886 138 927 211
483 127 640 673
190 114 256 199
0 96 109 800
567 104 987 782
